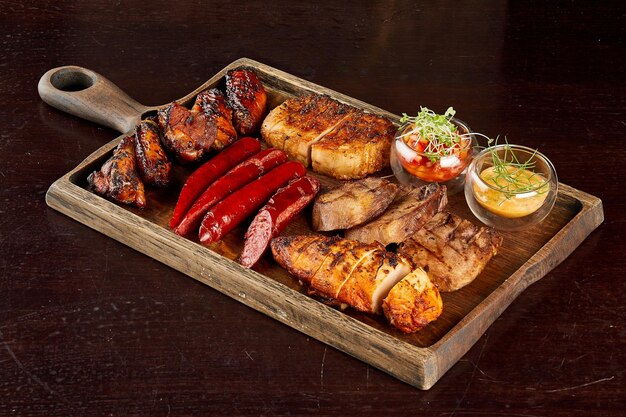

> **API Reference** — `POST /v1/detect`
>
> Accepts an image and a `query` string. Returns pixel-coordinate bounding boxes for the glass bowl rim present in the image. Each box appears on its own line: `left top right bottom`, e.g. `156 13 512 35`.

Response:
471 144 556 195
395 117 476 158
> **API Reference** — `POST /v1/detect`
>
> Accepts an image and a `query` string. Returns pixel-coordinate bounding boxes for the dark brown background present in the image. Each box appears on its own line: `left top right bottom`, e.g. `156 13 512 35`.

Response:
1 1 624 416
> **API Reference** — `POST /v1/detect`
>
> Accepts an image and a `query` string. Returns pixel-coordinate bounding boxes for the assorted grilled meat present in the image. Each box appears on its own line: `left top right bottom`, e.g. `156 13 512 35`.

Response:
312 177 399 231
398 212 503 292
84 66 505 334
261 94 395 179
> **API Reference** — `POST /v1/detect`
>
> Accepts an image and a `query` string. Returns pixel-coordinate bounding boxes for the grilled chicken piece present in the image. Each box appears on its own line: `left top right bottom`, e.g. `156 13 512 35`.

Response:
270 235 411 314
134 119 171 186
382 268 443 333
192 88 237 150
87 135 146 208
311 111 395 179
338 250 412 314
158 102 216 163
398 212 503 292
226 68 267 135
345 183 448 246
312 177 399 231
260 93 395 179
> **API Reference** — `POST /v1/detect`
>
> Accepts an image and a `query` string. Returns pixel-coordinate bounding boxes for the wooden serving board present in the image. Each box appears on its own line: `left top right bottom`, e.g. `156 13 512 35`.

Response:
40 58 604 390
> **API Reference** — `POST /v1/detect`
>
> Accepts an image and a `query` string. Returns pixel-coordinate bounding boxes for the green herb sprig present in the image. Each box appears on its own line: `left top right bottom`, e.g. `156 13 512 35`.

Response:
399 107 470 163
484 137 548 200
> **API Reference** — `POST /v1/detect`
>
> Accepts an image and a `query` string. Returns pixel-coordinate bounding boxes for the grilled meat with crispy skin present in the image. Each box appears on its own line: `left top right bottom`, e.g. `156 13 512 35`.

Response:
192 88 237 150
271 235 412 314
345 183 448 246
398 212 503 292
260 93 395 179
382 268 443 333
310 110 396 179
87 135 146 208
226 68 267 135
312 177 399 231
158 102 216 163
134 119 171 187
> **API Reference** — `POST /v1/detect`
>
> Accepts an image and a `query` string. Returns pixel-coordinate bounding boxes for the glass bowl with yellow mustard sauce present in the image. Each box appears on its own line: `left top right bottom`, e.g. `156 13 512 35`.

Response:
464 144 558 231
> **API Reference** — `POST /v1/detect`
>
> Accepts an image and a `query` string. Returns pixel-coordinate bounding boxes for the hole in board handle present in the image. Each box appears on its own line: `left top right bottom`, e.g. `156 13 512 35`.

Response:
50 68 96 92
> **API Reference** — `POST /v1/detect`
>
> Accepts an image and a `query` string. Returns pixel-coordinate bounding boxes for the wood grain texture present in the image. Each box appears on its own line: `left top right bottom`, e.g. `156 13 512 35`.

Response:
2 1 624 415
43 59 603 390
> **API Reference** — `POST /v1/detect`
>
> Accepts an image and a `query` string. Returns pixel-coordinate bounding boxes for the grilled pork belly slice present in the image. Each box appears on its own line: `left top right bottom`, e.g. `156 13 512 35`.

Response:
398 212 503 292
225 68 267 135
312 177 399 231
192 88 237 150
310 111 395 179
382 268 443 333
260 93 395 178
284 99 356 166
345 183 448 246
261 94 318 150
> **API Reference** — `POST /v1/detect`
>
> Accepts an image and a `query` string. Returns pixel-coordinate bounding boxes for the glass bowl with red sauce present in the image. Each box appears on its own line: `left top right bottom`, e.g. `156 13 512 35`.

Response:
390 108 476 194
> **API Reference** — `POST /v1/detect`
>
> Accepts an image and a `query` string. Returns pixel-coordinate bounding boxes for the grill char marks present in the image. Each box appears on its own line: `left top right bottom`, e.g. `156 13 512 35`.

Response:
192 88 237 151
398 212 503 292
226 68 267 135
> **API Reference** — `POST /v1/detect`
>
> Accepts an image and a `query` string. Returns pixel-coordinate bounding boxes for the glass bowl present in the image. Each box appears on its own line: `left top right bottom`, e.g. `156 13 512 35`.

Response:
464 144 558 231
390 117 476 195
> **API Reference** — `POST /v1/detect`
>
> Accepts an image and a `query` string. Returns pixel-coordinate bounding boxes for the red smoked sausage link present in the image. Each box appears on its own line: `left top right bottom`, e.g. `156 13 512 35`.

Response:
199 161 307 244
174 148 288 236
169 137 260 229
238 176 320 268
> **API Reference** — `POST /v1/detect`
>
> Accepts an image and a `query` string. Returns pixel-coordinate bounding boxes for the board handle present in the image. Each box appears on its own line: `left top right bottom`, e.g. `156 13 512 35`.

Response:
38 66 150 133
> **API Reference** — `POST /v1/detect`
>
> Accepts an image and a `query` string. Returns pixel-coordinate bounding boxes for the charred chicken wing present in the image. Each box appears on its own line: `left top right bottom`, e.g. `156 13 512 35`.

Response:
134 119 171 187
226 68 267 135
87 135 146 208
192 88 237 150
158 102 216 162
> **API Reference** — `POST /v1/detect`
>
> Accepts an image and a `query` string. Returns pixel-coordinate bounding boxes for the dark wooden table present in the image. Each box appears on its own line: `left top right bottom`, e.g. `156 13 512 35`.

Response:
1 1 624 415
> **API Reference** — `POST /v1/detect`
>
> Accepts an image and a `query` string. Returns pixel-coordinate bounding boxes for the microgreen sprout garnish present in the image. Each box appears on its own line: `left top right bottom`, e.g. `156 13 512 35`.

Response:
483 137 549 200
399 106 473 163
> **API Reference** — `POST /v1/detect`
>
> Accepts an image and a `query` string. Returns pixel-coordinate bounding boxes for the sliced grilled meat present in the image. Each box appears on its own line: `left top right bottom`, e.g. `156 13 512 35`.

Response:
312 177 399 231
345 183 447 246
398 212 503 292
226 68 267 135
311 110 395 179
87 135 146 208
270 235 412 314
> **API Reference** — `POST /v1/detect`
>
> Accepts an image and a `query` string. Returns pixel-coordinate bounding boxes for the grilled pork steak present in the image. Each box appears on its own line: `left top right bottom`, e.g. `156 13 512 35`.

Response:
398 212 503 292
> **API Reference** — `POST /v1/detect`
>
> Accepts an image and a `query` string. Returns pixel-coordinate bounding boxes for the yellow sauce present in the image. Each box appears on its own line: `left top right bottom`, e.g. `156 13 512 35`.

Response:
473 166 549 218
